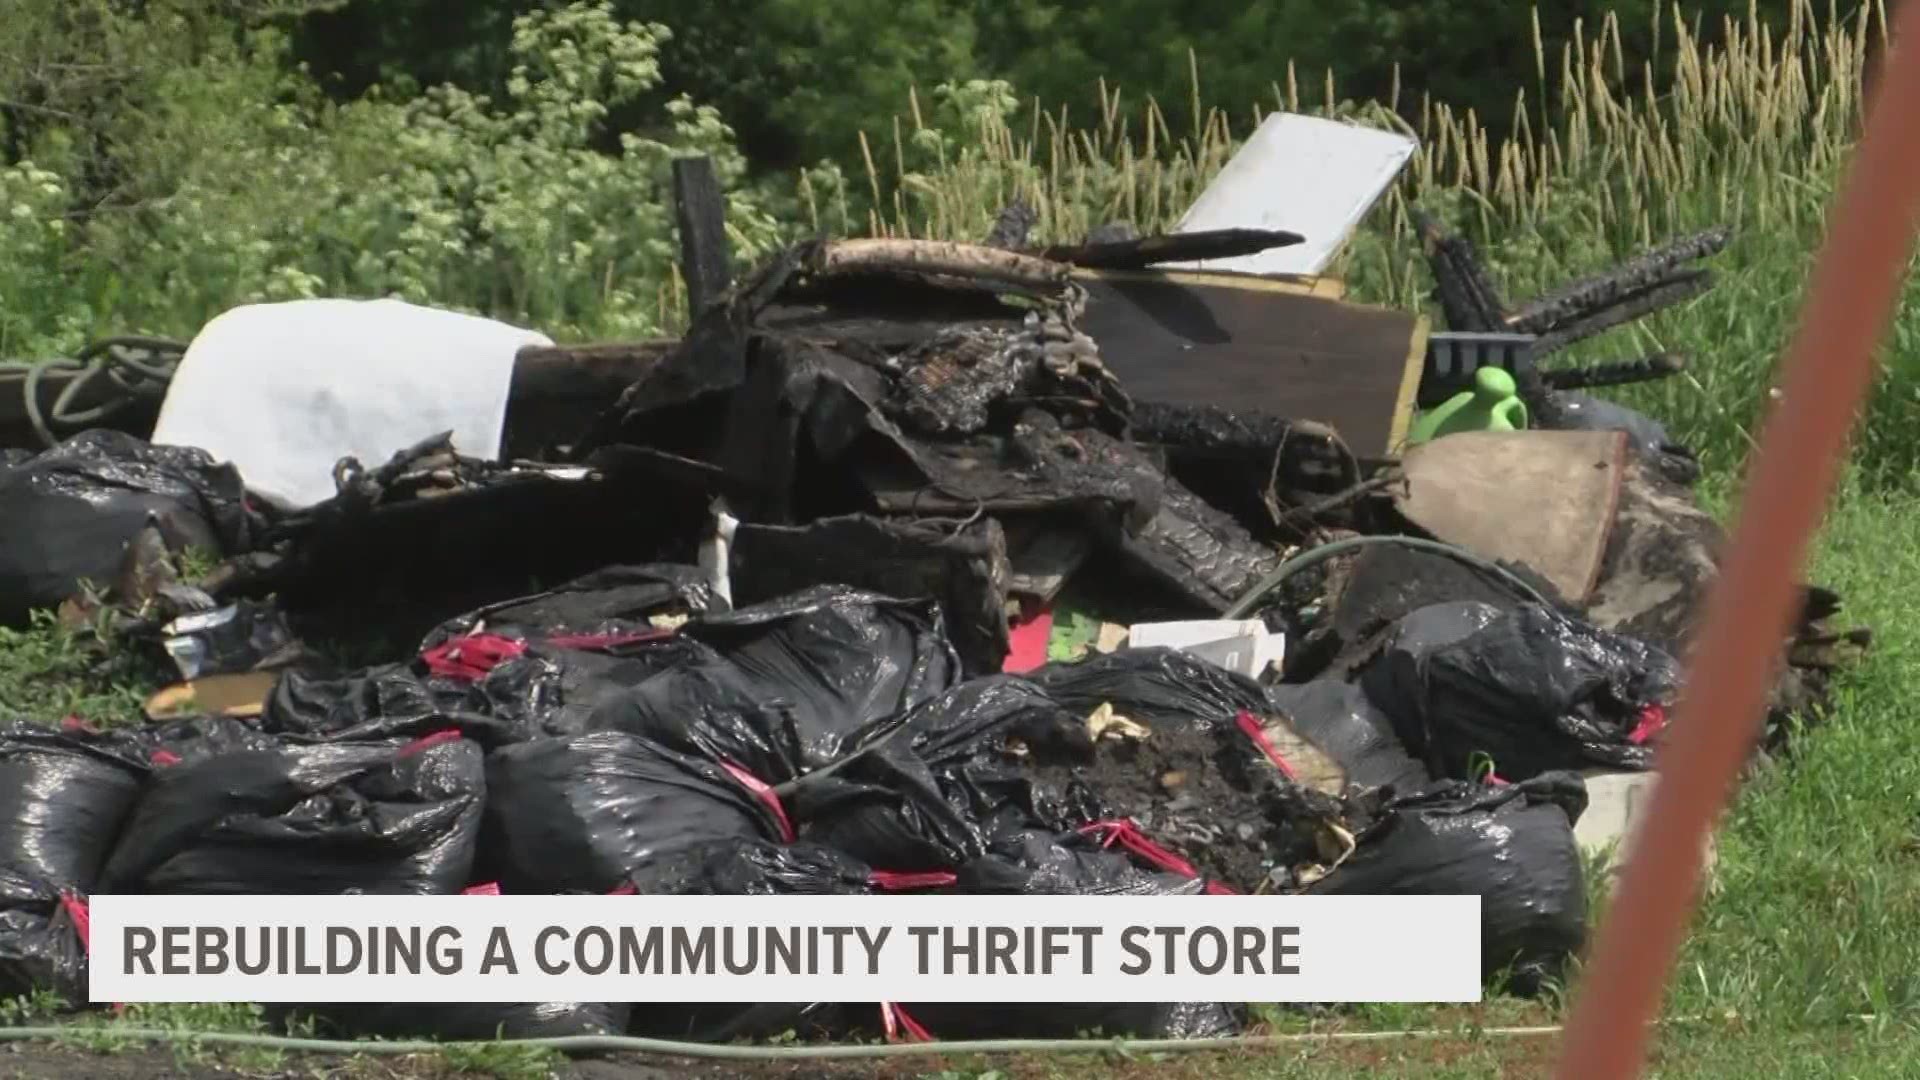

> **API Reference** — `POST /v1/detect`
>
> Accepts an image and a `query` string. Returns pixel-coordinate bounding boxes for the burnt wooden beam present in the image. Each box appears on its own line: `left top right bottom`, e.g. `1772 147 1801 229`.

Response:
511 341 679 403
503 340 679 461
672 156 733 315
1413 208 1510 332
1031 227 1304 270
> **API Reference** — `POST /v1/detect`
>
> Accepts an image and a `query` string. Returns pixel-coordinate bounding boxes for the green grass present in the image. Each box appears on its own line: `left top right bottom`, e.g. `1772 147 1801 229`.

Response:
0 612 160 728
971 1019 1920 1078
1660 480 1920 1027
0 994 562 1079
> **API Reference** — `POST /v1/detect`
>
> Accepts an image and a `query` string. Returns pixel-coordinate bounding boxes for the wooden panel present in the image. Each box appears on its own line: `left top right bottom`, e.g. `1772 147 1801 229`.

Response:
1073 269 1424 457
1395 429 1628 603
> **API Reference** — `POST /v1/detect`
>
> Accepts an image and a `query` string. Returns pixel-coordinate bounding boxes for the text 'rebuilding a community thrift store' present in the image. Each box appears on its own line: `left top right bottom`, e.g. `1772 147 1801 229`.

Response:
89 894 1482 1003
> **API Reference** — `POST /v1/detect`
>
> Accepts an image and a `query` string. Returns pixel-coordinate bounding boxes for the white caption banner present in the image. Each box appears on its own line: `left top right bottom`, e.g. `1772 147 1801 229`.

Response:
90 894 1481 1004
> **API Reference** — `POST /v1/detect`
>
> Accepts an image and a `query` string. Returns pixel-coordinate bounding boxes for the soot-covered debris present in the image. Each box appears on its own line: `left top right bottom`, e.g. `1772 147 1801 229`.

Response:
0 208 1869 1049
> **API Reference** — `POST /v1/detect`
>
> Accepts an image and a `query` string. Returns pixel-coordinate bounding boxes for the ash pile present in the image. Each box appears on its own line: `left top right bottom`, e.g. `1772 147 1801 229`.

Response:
0 158 1870 1045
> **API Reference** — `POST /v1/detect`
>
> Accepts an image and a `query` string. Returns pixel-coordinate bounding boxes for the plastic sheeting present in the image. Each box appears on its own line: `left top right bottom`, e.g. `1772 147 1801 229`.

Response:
151 299 552 509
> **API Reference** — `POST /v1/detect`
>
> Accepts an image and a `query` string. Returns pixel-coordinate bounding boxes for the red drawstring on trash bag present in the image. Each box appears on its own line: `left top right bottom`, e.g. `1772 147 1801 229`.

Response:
719 759 796 843
398 729 463 758
1234 710 1299 781
1078 819 1239 895
880 1001 934 1043
420 634 528 682
1627 704 1668 746
867 870 958 891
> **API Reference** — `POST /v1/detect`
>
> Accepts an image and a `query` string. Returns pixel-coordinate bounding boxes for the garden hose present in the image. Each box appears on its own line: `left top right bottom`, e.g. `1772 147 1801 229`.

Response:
0 1022 1572 1061
0 337 186 448
1223 534 1557 620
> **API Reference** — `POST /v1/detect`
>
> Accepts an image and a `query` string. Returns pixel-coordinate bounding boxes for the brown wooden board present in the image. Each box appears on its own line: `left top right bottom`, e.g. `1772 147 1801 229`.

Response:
1073 269 1424 457
1394 429 1628 604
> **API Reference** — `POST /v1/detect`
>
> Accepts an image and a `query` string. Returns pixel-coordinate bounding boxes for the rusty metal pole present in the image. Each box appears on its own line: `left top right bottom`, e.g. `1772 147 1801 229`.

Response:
1553 4 1920 1077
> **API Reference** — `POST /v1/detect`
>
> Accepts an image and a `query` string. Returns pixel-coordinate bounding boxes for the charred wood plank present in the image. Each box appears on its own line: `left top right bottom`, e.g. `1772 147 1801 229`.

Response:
1540 353 1688 391
1507 226 1730 335
1074 271 1427 458
811 239 1071 295
1413 209 1510 331
1529 270 1714 357
672 156 733 316
502 341 678 461
1032 228 1305 270
510 341 678 404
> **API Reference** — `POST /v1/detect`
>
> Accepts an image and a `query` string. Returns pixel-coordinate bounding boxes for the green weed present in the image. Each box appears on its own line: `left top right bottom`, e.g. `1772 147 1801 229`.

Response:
0 611 160 727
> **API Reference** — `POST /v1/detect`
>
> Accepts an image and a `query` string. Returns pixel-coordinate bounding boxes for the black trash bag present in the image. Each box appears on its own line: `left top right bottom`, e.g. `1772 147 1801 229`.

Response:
1546 390 1699 484
625 838 874 896
788 677 1072 871
481 732 780 894
286 1001 631 1041
787 742 986 871
621 839 872 1047
952 828 1206 897
1266 680 1431 793
0 723 147 905
420 563 720 648
1359 602 1680 780
101 736 485 895
902 826 1237 1043
886 676 1075 767
263 663 516 747
590 588 960 784
1029 647 1272 731
0 902 88 1003
0 430 254 626
137 715 284 764
265 633 712 748
629 1001 854 1044
1309 772 1589 993
1304 543 1570 683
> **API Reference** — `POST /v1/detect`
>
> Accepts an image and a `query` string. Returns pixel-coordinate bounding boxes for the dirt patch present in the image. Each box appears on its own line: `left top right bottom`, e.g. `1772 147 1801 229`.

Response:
1019 720 1304 891
0 1044 237 1080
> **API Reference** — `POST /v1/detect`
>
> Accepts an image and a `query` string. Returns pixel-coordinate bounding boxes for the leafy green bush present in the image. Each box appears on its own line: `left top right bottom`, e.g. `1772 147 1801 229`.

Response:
0 1 782 351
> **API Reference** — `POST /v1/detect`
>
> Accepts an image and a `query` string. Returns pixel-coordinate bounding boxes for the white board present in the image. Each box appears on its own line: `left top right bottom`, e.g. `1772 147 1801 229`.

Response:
1167 112 1417 277
152 299 551 509
1127 618 1285 679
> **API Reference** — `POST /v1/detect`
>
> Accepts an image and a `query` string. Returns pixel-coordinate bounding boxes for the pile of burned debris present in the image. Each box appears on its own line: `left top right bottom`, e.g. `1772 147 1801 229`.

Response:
0 154 1870 1044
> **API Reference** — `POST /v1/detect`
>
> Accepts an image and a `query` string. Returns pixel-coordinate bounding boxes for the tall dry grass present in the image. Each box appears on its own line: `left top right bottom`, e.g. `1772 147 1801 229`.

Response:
842 1 1919 483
